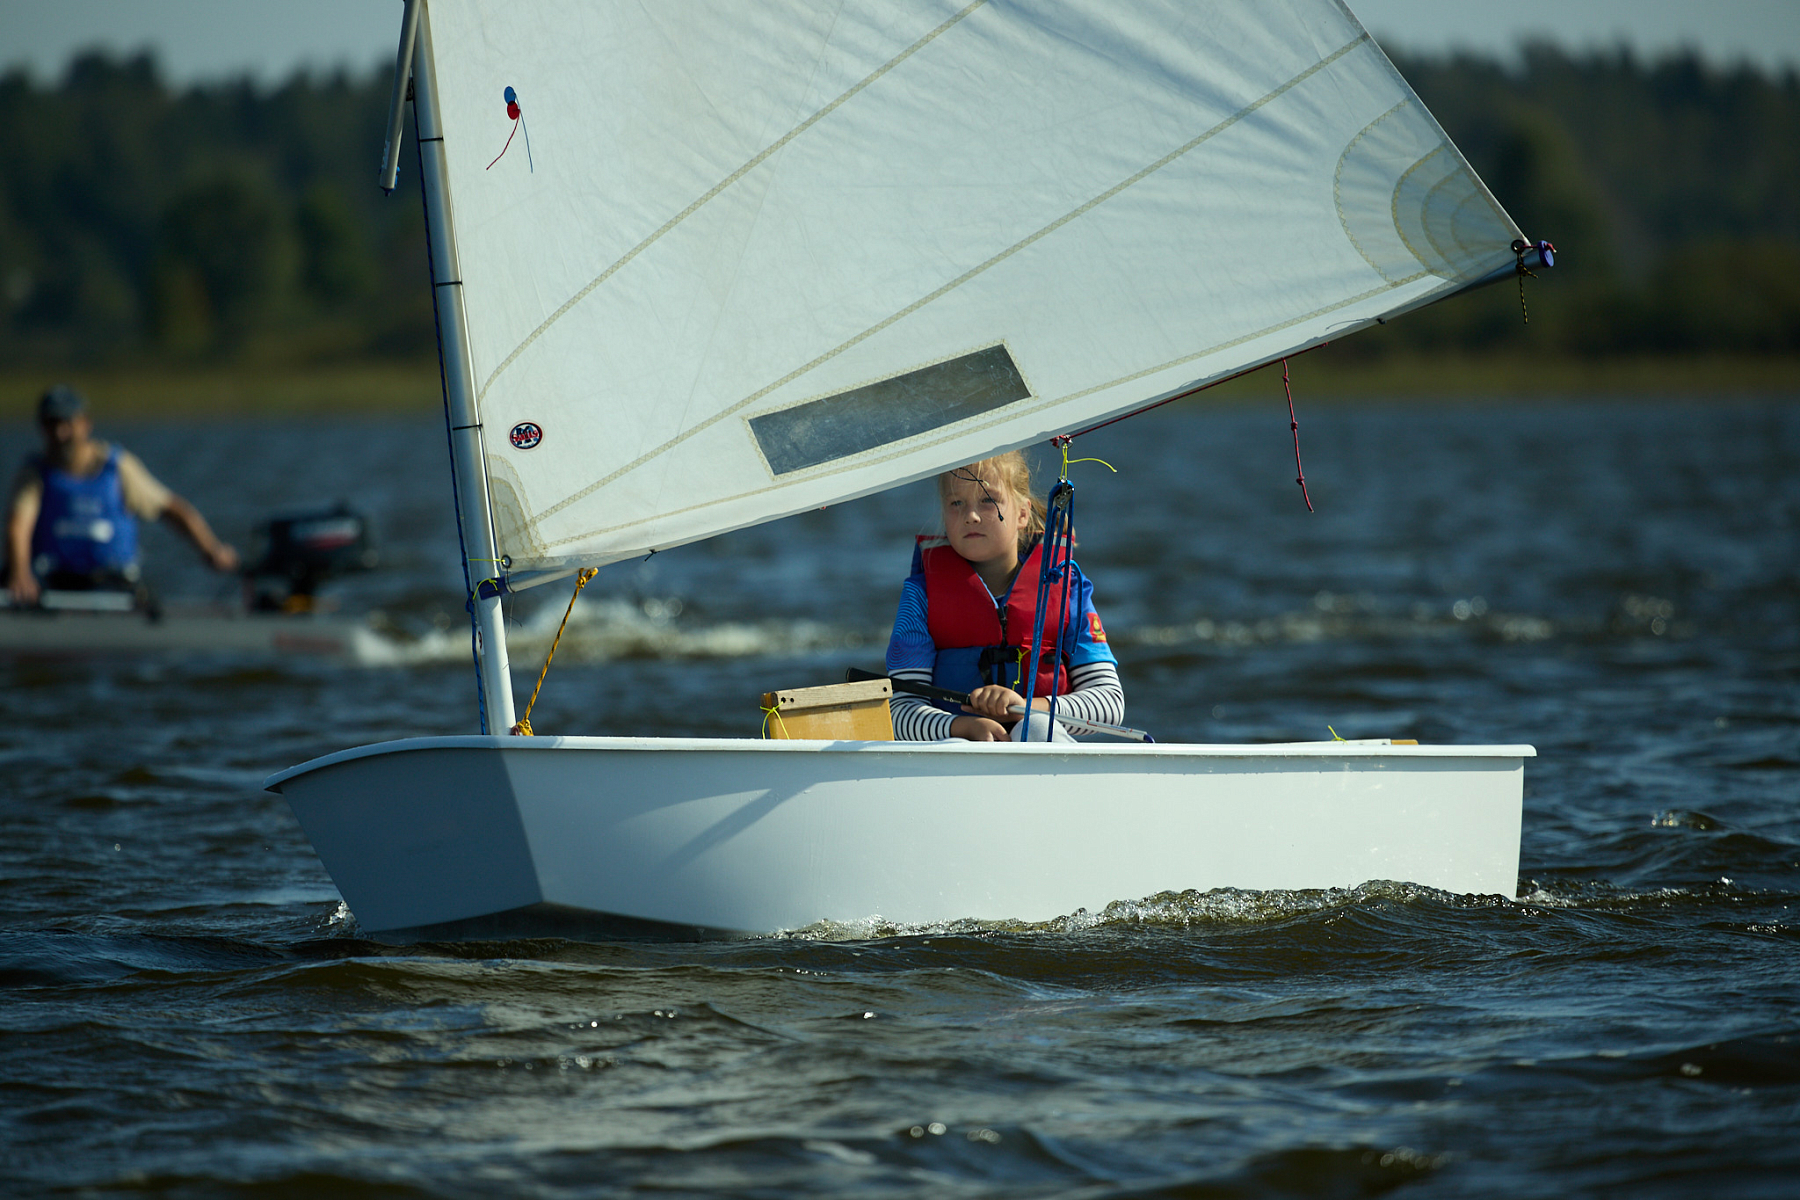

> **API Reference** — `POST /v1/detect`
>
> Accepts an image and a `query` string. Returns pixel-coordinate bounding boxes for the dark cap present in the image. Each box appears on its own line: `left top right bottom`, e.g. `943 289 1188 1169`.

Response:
37 385 87 422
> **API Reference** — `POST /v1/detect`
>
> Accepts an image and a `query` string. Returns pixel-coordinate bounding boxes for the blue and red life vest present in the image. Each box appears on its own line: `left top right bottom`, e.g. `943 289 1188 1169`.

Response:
920 535 1072 699
29 449 140 578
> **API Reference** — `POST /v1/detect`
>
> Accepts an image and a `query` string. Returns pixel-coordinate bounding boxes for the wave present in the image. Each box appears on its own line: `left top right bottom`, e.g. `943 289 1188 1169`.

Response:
354 595 881 667
777 881 1513 942
349 583 1721 668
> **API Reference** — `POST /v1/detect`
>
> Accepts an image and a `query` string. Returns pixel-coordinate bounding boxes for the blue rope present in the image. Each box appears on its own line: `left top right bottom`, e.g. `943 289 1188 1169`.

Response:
1020 477 1076 741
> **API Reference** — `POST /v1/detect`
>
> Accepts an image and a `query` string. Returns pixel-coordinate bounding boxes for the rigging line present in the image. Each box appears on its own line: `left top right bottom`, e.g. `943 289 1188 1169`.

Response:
1020 478 1076 741
1056 283 1413 439
526 32 1373 530
509 566 599 736
474 0 989 404
1064 341 1335 441
532 273 1409 553
1055 435 1116 478
1513 239 1549 324
759 702 792 740
1283 358 1314 511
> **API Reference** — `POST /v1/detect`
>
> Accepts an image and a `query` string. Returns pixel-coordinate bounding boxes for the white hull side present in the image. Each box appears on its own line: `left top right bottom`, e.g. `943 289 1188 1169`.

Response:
267 737 1531 938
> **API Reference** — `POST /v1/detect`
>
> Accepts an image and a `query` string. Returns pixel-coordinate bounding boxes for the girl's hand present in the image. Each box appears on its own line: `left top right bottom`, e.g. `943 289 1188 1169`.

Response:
950 714 1011 742
963 685 1048 721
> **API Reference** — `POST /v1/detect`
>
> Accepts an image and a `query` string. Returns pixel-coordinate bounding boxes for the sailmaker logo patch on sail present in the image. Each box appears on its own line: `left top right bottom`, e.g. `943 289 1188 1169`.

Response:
509 422 543 450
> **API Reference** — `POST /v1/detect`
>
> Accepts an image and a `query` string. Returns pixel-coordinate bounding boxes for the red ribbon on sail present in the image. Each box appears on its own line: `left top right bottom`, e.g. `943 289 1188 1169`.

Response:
487 86 534 172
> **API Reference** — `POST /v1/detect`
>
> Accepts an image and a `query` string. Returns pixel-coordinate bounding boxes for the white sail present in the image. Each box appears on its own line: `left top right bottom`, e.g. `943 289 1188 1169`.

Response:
419 0 1523 580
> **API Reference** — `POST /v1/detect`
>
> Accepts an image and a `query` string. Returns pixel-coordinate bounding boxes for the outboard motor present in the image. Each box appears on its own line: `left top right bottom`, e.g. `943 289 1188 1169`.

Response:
245 503 377 612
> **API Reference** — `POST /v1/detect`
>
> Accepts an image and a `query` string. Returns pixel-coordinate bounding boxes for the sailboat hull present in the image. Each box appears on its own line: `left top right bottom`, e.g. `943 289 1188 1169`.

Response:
0 605 393 661
266 737 1530 940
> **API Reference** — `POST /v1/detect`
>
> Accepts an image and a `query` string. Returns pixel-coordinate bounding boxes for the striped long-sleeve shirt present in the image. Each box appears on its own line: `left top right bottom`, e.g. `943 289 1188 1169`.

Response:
884 547 1123 741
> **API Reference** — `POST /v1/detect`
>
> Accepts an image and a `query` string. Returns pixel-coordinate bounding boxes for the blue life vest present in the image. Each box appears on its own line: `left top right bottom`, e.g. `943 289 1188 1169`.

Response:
30 449 140 578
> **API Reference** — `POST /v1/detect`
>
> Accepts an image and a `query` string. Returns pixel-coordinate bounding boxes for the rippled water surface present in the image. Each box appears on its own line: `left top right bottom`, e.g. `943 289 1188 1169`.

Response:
2 396 1797 1198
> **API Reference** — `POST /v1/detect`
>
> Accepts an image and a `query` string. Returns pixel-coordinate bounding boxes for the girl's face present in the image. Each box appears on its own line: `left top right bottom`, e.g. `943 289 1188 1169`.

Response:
940 472 1028 569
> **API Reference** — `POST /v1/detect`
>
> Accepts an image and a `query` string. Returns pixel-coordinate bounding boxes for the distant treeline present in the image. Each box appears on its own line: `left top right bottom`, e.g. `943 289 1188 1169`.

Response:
1376 45 1800 359
1 43 1797 369
0 53 432 368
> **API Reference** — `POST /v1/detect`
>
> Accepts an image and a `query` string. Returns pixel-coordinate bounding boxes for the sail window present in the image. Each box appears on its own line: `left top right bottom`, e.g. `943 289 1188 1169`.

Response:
750 345 1031 476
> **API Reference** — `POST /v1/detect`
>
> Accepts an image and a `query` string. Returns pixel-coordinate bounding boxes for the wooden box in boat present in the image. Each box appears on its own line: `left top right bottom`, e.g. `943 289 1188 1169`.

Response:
760 679 895 741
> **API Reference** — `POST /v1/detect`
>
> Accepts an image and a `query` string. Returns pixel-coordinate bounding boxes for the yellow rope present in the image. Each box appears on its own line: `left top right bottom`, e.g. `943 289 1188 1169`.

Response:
510 567 598 736
1516 255 1537 325
1058 439 1117 479
1327 725 1346 742
760 703 791 739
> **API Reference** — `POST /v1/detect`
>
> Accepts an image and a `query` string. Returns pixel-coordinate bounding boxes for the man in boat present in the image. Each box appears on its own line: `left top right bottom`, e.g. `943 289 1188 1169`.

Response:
4 385 239 606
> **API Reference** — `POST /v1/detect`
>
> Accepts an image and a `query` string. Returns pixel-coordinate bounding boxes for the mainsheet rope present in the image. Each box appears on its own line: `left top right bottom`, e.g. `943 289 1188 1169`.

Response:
1017 438 1113 741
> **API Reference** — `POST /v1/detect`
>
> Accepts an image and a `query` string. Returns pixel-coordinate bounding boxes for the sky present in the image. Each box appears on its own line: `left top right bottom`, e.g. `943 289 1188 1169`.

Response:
1 0 1797 85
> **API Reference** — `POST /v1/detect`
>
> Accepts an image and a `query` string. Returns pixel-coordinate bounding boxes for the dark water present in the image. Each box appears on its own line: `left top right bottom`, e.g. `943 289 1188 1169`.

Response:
3 396 1797 1198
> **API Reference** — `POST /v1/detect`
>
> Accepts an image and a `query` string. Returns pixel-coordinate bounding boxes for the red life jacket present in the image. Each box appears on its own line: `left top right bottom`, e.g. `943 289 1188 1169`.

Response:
919 535 1070 697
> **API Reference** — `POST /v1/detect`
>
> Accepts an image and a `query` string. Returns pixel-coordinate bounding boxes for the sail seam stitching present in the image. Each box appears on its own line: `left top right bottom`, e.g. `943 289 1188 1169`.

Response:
1391 146 1449 273
1334 101 1409 284
1417 165 1468 269
526 31 1372 531
473 0 990 405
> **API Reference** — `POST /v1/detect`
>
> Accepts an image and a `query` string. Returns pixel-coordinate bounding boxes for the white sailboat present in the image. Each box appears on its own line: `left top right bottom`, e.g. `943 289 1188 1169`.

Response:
266 0 1543 941
0 597 393 661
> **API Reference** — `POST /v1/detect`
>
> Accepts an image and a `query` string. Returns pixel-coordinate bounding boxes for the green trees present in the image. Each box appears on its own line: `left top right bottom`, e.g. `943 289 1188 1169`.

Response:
1385 44 1800 357
0 53 429 367
152 174 293 352
0 43 1795 368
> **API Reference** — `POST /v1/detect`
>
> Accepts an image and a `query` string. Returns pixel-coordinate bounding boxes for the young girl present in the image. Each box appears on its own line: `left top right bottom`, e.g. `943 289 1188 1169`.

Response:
885 450 1124 741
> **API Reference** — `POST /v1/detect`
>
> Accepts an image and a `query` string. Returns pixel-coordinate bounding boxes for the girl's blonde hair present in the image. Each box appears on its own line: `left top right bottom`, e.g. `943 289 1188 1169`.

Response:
939 450 1047 556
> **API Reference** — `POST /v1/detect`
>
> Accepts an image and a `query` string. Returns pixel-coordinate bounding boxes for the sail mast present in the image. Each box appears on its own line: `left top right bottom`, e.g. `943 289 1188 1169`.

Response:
407 4 516 733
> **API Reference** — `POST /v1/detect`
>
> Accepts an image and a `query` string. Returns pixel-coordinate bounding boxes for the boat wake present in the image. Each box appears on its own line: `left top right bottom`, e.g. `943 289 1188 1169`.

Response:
359 585 1695 669
376 590 1580 670
777 869 1797 943
344 595 877 667
775 881 1509 941
506 595 879 664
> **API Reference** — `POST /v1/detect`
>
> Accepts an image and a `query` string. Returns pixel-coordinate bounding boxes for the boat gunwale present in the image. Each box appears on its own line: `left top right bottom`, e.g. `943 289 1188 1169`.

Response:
264 734 1536 791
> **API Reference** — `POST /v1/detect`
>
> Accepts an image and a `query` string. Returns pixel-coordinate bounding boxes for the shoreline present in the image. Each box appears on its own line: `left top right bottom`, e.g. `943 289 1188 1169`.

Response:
3 354 1795 421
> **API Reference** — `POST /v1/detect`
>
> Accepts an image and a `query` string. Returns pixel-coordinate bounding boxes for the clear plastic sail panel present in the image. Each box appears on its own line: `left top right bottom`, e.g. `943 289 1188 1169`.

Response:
422 0 1522 576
